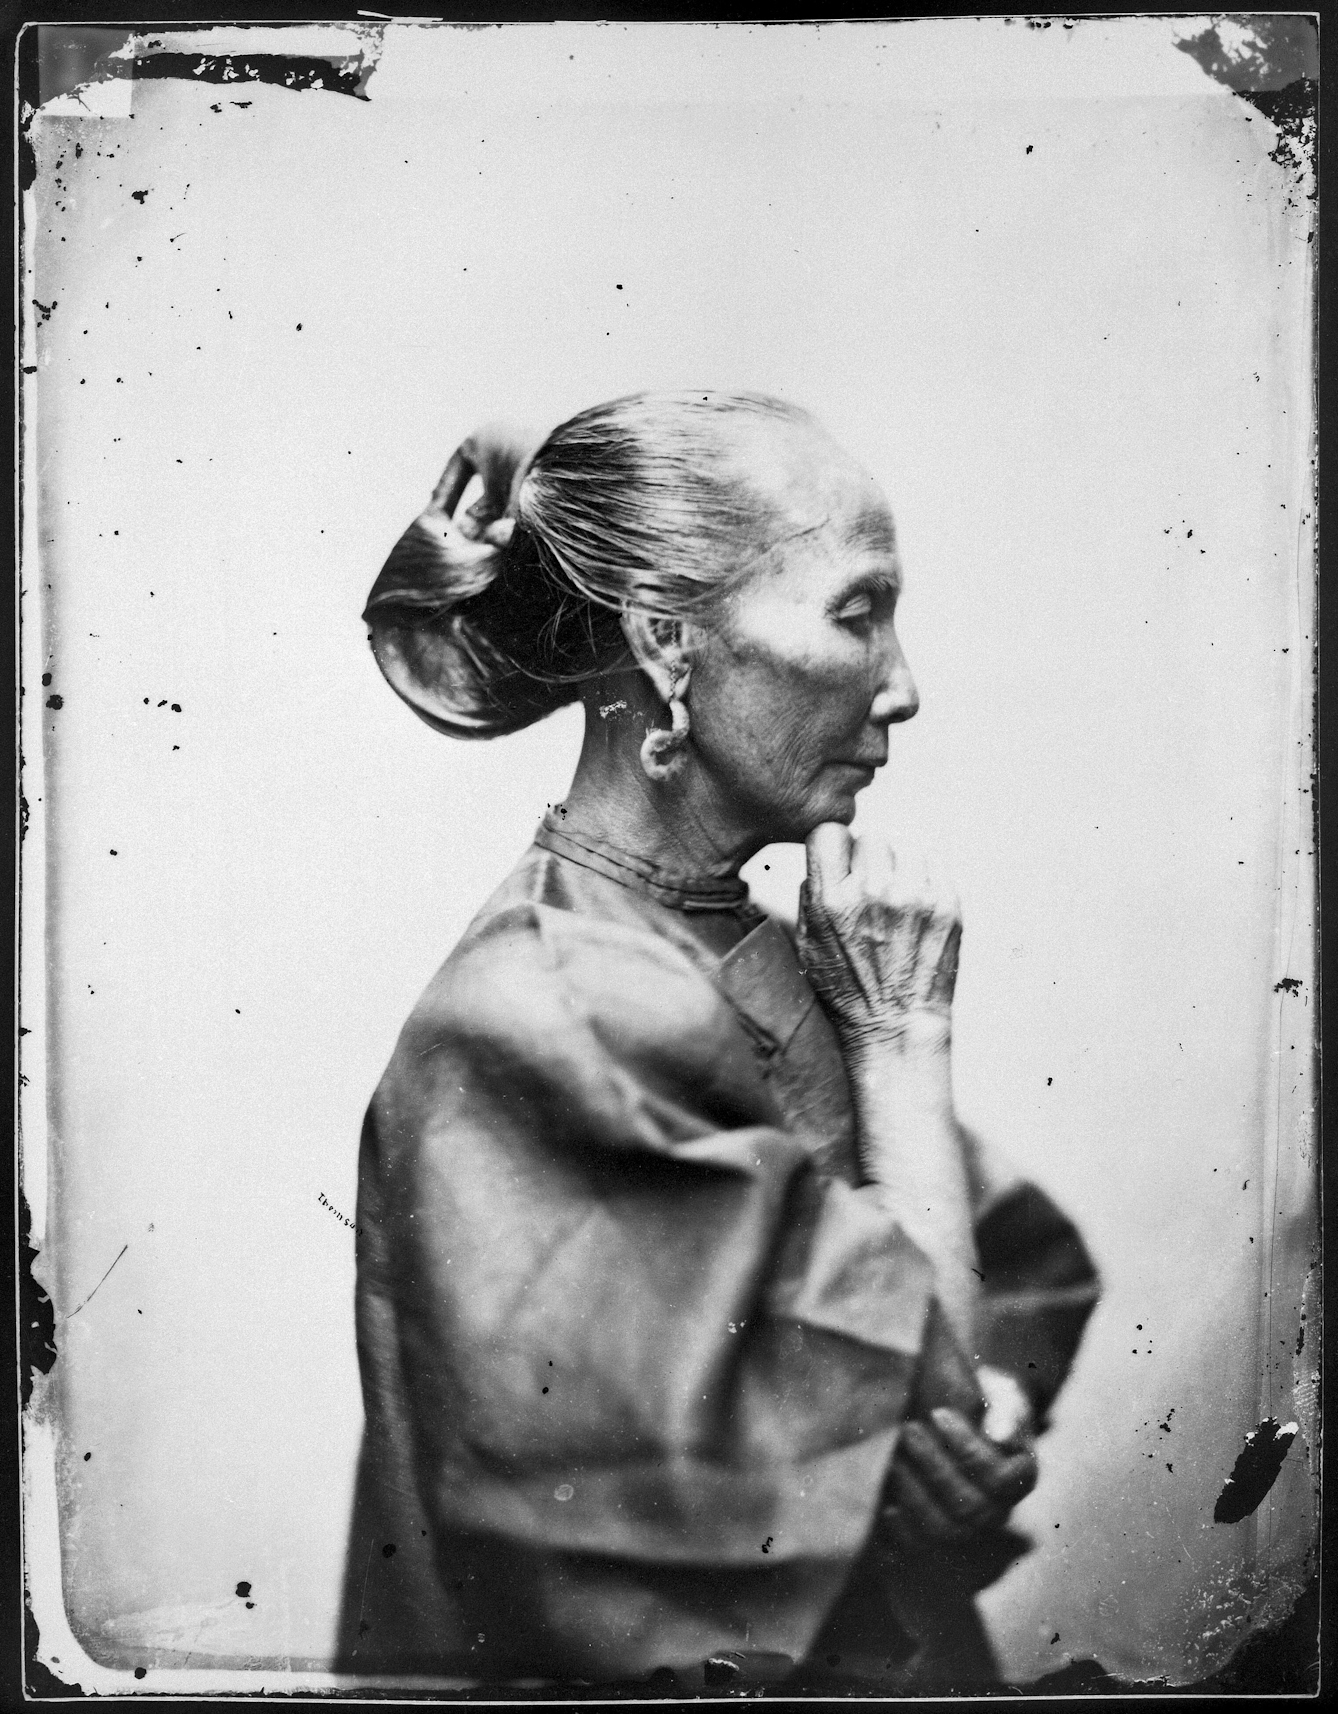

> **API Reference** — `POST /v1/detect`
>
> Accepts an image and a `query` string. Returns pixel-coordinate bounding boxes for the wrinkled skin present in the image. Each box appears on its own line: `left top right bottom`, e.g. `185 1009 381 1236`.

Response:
683 444 919 844
797 820 1038 1546
798 822 962 1052
429 418 1038 1556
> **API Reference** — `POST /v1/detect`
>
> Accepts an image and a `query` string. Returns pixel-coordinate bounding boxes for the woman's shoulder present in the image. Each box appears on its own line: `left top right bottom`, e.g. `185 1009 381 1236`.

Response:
370 888 779 1149
458 893 718 1009
394 872 744 1087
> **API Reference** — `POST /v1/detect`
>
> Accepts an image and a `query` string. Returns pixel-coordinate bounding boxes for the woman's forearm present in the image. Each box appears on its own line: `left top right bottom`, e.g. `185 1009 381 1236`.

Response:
845 1015 979 1350
797 824 979 1346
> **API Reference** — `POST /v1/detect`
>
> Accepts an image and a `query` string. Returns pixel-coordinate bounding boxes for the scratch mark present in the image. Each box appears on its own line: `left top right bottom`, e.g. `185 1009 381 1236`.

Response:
352 1540 376 1648
61 1243 129 1321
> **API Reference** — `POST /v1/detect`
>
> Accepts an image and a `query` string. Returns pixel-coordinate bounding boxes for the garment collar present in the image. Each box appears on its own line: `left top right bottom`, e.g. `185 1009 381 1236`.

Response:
535 810 755 915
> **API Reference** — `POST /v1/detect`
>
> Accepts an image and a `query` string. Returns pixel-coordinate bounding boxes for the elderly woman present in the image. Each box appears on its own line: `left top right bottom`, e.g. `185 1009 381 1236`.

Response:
336 393 1097 1692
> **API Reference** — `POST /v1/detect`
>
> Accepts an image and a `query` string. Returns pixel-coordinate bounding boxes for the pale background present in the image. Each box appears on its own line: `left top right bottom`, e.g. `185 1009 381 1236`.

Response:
20 16 1317 1692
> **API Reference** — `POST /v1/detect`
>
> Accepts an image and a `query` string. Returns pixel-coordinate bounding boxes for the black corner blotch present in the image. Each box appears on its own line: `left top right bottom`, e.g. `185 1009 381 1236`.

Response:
129 52 373 101
1214 1418 1299 1524
20 1192 57 1408
1172 17 1316 180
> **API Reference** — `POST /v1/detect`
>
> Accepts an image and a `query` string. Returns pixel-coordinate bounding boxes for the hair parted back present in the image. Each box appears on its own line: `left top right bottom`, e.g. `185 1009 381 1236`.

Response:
363 390 822 738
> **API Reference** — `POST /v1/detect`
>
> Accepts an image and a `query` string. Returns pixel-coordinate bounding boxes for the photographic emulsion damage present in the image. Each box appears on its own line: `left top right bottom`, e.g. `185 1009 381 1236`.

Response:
16 14 1319 1700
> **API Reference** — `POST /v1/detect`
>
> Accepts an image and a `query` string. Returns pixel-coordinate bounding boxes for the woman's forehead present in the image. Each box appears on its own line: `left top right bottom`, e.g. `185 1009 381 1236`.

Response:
724 505 900 619
772 475 898 566
742 426 896 548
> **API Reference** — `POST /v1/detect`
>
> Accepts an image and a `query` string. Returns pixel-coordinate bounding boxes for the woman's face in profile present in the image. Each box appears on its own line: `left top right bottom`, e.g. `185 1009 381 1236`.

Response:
688 446 919 845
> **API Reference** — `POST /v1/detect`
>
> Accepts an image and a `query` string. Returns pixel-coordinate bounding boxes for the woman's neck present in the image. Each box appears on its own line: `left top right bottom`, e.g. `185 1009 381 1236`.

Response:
559 682 765 879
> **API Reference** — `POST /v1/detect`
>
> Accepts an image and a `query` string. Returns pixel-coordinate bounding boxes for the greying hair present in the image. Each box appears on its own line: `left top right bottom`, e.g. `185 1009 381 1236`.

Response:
364 390 823 739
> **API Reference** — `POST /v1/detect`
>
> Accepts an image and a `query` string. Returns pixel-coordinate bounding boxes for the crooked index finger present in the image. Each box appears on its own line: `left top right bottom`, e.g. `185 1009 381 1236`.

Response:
853 833 897 901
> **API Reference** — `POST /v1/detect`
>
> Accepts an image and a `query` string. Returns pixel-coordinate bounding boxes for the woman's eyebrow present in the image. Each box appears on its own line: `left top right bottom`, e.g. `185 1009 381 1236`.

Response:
841 567 901 597
846 512 898 550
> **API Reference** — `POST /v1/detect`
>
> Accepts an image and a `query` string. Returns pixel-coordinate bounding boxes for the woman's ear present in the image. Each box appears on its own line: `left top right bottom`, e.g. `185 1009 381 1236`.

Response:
621 609 692 705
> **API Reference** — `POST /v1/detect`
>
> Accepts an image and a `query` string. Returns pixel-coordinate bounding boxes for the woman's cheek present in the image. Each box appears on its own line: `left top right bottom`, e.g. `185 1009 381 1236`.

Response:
694 670 807 810
697 629 856 798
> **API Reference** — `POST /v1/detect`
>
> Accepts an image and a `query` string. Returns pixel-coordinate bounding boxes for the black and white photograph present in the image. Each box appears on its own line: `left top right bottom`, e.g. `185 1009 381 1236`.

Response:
16 12 1320 1697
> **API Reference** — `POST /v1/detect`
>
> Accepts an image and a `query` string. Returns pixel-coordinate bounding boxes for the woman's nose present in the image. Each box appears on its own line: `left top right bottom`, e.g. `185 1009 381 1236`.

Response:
870 639 920 726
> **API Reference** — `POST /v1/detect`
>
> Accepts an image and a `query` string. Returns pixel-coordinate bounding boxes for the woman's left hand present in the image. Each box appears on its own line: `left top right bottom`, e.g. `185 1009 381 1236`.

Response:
797 824 961 1059
881 1400 1038 1550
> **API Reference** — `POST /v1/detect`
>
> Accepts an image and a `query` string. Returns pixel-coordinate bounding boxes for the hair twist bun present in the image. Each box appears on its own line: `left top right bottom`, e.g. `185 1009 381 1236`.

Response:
363 429 617 738
364 392 823 739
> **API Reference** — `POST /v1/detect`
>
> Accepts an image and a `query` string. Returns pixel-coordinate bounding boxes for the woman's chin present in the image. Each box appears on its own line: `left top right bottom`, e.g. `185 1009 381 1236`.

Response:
754 775 867 844
796 791 860 838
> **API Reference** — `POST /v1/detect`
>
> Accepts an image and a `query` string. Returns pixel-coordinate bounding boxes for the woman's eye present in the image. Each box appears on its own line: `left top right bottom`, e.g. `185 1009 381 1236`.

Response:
836 599 874 627
834 579 898 631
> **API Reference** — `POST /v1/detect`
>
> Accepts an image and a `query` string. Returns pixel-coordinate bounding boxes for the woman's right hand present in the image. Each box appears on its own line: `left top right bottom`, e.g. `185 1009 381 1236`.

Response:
796 823 962 1058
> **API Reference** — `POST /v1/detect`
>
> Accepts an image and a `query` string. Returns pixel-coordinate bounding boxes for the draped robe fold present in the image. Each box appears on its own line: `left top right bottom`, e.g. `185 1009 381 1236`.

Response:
336 822 1099 1688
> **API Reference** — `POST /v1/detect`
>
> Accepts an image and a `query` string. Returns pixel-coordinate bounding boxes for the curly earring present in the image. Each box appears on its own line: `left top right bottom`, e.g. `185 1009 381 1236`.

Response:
639 675 691 783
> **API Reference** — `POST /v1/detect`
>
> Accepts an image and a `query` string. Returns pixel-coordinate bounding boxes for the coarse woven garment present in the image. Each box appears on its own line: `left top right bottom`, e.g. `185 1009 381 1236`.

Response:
336 812 1099 1690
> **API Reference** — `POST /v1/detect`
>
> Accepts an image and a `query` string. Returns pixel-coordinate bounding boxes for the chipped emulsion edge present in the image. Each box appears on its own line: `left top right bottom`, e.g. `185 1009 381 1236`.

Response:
13 23 64 1398
15 12 1323 1691
17 24 393 1690
1247 12 1319 1647
17 30 59 1689
102 29 386 104
1166 11 1320 1665
1171 15 1318 187
27 21 389 122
